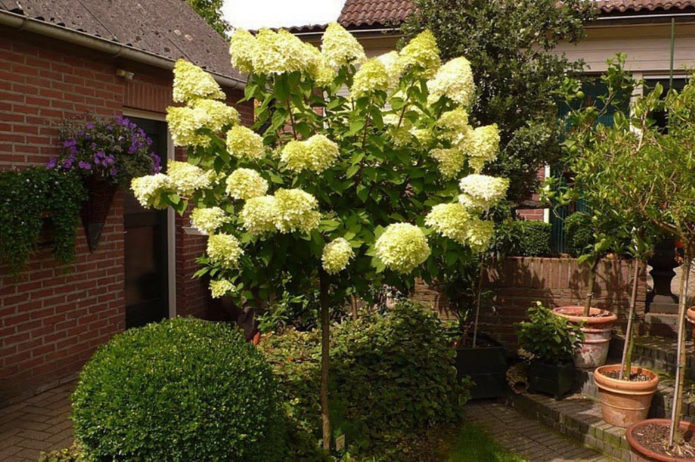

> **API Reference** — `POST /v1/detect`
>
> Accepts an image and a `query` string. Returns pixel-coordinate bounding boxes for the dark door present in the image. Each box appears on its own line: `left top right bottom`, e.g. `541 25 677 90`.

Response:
124 117 169 328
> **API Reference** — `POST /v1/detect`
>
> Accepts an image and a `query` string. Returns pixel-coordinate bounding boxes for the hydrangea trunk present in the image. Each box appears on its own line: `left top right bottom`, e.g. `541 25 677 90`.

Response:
319 270 331 450
669 248 691 446
619 260 641 380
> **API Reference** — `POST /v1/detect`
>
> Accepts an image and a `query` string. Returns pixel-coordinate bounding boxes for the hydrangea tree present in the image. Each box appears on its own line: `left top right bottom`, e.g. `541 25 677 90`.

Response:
131 24 508 451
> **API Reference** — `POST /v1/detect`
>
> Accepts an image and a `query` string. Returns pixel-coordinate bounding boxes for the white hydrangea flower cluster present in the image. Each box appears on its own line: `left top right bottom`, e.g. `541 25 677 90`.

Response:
464 219 495 253
274 188 321 234
427 57 475 107
207 233 244 269
321 238 354 274
166 160 212 197
209 279 235 298
229 28 335 84
226 125 265 160
228 29 256 74
172 59 225 103
397 30 441 78
350 58 389 99
167 99 239 147
321 22 366 68
190 207 230 235
240 195 278 235
458 174 510 212
424 203 471 245
469 124 500 172
436 108 473 145
167 61 240 147
130 174 171 209
375 223 431 274
376 51 403 89
225 168 268 200
429 147 466 179
280 134 340 173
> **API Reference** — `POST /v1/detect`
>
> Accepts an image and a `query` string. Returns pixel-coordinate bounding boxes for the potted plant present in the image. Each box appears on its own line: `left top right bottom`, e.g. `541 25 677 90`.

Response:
517 301 583 399
573 58 695 459
593 236 659 427
50 116 162 250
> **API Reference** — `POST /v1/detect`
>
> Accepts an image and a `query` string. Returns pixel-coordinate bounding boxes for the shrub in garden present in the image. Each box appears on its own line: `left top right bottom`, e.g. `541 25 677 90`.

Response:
72 317 284 461
563 211 594 258
517 301 583 364
260 301 469 459
131 23 510 448
493 220 551 257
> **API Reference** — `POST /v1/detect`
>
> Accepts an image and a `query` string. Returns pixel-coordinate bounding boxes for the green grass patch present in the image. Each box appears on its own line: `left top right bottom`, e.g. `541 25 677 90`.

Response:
443 424 527 462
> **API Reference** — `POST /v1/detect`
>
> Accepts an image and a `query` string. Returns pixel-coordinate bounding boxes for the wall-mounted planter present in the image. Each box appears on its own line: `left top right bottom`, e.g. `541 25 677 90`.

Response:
81 176 118 251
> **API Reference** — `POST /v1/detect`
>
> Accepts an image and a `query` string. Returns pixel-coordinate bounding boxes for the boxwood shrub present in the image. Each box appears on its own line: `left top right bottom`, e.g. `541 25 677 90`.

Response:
260 301 469 459
72 317 284 461
493 219 551 257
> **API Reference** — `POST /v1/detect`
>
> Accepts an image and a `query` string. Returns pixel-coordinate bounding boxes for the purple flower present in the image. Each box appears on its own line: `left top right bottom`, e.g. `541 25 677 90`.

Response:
46 157 58 169
106 125 113 131
78 161 92 170
62 139 77 148
110 167 118 177
62 155 75 169
86 123 95 130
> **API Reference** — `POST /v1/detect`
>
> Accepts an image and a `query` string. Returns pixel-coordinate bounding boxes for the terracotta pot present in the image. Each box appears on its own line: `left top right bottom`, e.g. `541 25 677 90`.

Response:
553 306 617 369
626 418 695 461
594 365 659 428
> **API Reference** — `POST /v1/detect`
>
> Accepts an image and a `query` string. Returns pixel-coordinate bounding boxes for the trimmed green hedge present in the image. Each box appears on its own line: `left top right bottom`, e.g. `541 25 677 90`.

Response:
494 220 552 257
72 317 285 461
260 301 469 460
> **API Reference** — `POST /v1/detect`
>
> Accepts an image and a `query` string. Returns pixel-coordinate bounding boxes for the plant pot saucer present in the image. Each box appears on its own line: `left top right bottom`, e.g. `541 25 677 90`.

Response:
626 418 695 461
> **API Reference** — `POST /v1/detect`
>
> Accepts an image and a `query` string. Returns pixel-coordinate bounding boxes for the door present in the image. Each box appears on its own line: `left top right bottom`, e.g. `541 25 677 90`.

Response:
124 117 169 328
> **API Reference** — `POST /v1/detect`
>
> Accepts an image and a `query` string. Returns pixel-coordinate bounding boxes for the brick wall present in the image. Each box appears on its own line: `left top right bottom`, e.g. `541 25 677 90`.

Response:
0 26 250 402
415 256 647 352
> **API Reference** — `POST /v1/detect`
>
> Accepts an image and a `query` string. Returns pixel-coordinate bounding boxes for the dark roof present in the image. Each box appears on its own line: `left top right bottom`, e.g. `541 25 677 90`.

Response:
292 0 695 32
0 0 242 81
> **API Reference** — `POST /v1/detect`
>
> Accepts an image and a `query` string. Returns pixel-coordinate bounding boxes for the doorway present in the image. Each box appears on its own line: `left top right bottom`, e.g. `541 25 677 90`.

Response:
124 117 169 328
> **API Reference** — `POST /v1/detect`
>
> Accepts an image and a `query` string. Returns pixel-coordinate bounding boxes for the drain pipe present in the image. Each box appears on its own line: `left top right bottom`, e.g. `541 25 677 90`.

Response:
0 10 245 90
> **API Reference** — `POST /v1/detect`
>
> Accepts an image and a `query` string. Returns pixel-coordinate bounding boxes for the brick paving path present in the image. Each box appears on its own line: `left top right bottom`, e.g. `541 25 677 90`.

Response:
462 400 615 462
0 382 74 462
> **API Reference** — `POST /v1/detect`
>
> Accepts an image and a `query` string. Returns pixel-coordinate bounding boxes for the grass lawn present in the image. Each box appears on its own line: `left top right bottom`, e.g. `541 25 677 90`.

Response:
443 424 527 462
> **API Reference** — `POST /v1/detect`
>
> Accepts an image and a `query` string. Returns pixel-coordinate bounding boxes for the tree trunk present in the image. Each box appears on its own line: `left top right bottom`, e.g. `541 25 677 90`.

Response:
471 261 486 349
620 260 641 380
669 247 691 446
319 270 331 451
583 259 600 317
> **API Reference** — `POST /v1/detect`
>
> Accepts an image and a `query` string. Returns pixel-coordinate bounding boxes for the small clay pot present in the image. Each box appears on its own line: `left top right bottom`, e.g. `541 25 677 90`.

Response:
626 418 695 461
594 365 659 428
553 306 617 369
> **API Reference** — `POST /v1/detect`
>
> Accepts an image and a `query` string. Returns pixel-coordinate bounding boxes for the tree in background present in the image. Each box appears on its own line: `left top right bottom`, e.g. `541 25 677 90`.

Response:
403 0 595 203
131 25 509 451
186 0 229 36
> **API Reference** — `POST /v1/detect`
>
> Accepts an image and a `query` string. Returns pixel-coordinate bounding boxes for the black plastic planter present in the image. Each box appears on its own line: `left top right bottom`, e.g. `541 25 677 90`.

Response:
455 337 508 399
527 360 575 400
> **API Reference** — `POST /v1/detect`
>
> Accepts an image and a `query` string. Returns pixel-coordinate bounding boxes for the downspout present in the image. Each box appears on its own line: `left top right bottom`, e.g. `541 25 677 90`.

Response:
0 10 245 90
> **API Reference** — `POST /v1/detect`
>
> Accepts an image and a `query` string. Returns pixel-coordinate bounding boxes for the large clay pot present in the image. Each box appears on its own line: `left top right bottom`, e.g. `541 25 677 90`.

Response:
594 365 659 428
687 307 695 340
552 306 617 368
626 418 695 461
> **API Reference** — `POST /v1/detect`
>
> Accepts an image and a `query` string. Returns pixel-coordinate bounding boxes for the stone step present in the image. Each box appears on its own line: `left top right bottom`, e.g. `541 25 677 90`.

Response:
608 335 695 381
644 313 679 337
509 392 629 461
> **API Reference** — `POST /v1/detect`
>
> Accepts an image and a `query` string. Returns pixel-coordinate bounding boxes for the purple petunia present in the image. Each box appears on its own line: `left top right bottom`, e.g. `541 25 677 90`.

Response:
78 161 92 170
46 157 58 169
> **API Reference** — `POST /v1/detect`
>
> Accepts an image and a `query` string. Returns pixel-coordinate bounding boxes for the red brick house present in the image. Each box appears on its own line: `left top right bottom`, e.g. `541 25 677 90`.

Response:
0 0 251 402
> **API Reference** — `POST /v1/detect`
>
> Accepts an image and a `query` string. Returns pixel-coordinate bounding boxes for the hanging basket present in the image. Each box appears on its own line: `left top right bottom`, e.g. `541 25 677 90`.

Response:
81 176 118 252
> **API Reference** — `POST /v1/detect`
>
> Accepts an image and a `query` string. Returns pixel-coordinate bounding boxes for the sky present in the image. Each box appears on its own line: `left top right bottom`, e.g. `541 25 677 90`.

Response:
222 0 345 30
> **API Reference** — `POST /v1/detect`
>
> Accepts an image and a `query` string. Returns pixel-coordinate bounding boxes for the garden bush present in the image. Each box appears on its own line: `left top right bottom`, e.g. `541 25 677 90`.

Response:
72 317 284 461
493 219 551 257
260 301 469 459
564 211 594 258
